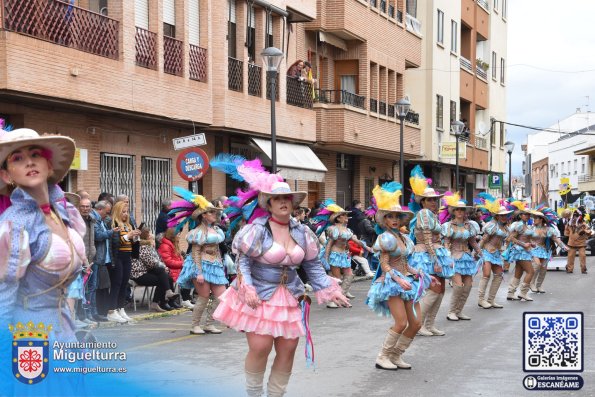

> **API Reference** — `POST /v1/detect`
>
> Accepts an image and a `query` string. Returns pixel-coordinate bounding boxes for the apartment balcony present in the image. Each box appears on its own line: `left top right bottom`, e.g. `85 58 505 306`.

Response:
228 57 243 92
163 36 183 76
475 73 488 109
314 91 421 159
135 27 157 69
286 77 314 109
189 44 207 82
3 0 119 59
578 175 595 193
248 64 262 97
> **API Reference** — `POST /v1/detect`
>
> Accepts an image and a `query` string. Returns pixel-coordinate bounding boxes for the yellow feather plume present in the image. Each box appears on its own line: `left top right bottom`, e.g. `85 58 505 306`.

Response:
192 194 212 210
409 176 427 197
444 192 461 207
478 199 501 215
510 200 526 212
373 185 402 210
326 203 345 213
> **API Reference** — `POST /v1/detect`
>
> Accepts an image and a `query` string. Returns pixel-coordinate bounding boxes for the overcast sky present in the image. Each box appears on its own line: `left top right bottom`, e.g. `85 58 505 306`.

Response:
507 0 595 175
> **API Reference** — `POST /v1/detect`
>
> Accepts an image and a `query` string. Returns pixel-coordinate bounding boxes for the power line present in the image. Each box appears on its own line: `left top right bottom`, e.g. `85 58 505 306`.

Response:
492 119 595 135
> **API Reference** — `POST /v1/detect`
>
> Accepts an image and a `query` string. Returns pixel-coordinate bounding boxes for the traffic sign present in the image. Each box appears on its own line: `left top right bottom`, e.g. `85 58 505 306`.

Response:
176 148 209 182
173 133 206 150
488 173 502 189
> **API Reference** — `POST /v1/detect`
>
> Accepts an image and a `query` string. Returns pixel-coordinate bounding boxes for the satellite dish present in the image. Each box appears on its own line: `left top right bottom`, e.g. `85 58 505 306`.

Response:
477 121 488 136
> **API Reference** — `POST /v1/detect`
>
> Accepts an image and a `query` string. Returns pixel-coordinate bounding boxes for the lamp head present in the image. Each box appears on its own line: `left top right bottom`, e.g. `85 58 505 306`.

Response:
261 47 284 73
451 120 465 136
395 98 411 118
504 141 515 154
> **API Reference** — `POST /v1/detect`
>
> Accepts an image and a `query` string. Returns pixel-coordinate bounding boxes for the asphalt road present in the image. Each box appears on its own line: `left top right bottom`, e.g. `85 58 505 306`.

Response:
93 256 595 397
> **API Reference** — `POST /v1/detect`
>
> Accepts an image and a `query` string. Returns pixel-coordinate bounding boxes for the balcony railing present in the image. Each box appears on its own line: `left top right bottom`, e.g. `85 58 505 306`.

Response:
379 100 387 116
477 0 490 11
266 73 280 101
370 0 377 7
228 57 243 92
189 44 207 81
476 64 488 80
135 27 157 70
380 0 387 13
370 98 378 113
317 90 366 109
406 13 422 35
3 0 119 59
405 111 420 125
248 64 262 97
286 77 314 109
388 4 394 18
578 175 595 183
397 10 403 23
460 56 473 73
163 36 183 76
476 136 488 150
388 104 395 118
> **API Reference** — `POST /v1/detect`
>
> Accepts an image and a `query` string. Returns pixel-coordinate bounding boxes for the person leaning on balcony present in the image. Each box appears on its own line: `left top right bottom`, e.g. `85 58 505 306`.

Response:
287 60 304 78
565 209 592 274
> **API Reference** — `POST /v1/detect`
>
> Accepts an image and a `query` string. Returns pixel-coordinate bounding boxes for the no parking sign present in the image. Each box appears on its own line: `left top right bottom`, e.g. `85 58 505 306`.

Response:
176 148 210 181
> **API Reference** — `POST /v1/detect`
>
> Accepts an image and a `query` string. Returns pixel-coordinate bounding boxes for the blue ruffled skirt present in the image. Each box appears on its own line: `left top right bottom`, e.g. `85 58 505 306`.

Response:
366 272 431 317
409 247 454 278
66 273 85 300
482 249 504 266
531 246 551 259
507 245 533 262
326 251 351 269
319 248 330 271
177 255 228 288
453 252 481 275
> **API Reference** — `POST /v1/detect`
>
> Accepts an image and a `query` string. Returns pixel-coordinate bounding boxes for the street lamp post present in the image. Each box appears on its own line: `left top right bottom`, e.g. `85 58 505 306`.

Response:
504 141 515 197
395 98 411 205
261 47 285 173
451 120 465 192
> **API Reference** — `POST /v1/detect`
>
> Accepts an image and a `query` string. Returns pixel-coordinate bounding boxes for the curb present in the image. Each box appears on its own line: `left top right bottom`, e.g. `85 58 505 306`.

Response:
92 308 192 329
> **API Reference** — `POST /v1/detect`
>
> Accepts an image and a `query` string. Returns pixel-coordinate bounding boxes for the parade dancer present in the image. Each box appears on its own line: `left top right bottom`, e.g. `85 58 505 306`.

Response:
440 193 482 321
210 154 349 397
313 199 371 307
529 207 568 293
476 194 513 309
366 182 431 370
169 188 226 335
408 165 451 336
565 209 593 274
505 202 536 301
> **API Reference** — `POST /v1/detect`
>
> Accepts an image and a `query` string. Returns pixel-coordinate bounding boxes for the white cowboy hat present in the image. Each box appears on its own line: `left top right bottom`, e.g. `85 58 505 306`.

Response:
64 192 81 208
375 204 414 225
329 209 351 223
0 128 75 195
414 187 444 203
492 206 513 216
257 181 307 209
530 210 546 219
447 200 475 215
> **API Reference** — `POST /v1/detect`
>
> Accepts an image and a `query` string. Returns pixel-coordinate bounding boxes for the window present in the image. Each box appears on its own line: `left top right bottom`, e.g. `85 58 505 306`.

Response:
100 153 135 212
499 123 504 147
492 52 497 80
228 0 237 58
574 159 578 174
406 0 417 17
582 157 586 174
437 10 444 45
449 100 456 130
266 12 273 48
551 166 555 178
490 121 496 146
163 0 176 37
556 164 558 178
502 0 507 18
436 94 444 129
500 58 506 84
135 0 149 29
562 162 565 174
247 5 256 62
450 20 458 52
493 0 499 12
188 0 200 45
141 157 172 232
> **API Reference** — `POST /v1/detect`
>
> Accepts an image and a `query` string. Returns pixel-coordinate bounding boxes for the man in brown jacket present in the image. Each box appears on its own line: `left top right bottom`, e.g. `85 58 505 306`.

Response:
565 210 592 274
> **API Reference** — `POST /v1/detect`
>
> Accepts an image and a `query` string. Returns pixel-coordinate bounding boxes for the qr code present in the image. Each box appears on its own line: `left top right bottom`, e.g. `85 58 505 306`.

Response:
523 312 583 372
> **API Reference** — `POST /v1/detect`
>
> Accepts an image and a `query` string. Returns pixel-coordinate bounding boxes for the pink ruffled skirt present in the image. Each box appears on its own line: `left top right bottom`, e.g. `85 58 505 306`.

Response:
213 286 305 339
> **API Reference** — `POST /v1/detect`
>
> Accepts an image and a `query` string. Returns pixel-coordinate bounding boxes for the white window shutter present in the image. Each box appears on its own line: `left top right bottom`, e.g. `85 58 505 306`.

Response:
267 13 272 35
163 0 176 26
135 0 149 29
189 0 200 45
249 6 255 28
229 0 236 23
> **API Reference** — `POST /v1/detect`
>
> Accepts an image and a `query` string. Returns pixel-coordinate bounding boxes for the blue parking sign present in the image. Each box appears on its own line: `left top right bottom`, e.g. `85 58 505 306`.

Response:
489 173 502 188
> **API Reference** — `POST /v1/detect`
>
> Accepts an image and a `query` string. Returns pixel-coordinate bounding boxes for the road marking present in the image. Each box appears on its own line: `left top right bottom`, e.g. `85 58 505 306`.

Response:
127 335 197 351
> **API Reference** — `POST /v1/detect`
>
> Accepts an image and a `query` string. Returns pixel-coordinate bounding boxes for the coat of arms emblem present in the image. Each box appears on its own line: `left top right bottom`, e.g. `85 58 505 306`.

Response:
9 321 52 385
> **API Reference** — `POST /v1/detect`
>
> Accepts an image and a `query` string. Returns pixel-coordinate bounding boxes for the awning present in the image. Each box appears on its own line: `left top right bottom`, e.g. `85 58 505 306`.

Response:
318 31 347 51
251 138 327 182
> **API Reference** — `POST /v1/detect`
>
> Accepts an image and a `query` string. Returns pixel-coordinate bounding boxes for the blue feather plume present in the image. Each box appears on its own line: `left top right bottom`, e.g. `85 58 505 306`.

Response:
478 192 496 202
410 164 425 179
381 181 402 193
173 186 198 203
211 153 247 181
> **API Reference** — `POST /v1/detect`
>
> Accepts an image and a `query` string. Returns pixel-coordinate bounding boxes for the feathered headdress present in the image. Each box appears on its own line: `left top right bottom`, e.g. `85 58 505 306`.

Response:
210 154 281 234
0 119 13 215
439 191 460 223
370 182 413 233
409 165 427 213
533 203 559 227
475 192 504 222
508 199 530 216
311 199 349 236
167 187 221 233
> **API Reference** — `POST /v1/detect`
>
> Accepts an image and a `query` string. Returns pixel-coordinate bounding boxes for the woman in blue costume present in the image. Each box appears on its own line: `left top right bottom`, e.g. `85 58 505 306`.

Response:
529 208 567 294
169 188 227 335
505 202 537 302
440 194 482 322
313 199 371 307
476 194 513 309
0 126 87 394
408 165 451 337
366 182 431 370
